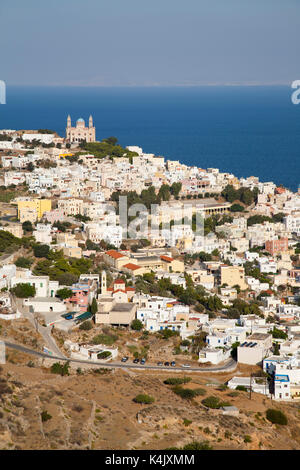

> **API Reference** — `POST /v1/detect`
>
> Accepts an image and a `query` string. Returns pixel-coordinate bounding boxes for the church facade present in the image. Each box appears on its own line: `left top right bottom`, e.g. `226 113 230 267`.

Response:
66 115 96 143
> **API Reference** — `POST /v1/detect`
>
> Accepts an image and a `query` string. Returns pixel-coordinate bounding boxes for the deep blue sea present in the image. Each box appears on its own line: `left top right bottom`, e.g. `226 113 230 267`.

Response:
0 86 299 191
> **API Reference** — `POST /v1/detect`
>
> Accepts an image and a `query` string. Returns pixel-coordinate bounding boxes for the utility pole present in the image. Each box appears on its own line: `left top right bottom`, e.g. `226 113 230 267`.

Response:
249 369 253 400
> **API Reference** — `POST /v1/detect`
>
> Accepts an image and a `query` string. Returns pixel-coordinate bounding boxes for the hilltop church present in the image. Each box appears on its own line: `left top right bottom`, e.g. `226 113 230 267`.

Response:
66 115 96 144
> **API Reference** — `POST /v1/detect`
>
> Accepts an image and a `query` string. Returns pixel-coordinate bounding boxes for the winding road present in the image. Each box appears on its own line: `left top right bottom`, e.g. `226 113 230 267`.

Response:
1 339 237 373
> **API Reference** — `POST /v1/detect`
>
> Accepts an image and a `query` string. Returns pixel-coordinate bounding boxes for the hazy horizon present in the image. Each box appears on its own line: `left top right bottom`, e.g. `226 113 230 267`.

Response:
1 0 299 87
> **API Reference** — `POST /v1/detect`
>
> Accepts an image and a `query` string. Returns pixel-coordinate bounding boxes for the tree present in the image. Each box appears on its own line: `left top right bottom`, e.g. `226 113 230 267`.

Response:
273 342 280 355
26 162 35 172
103 136 118 145
11 283 36 298
51 361 70 376
56 288 73 300
33 244 50 258
90 297 98 315
272 328 287 340
158 184 171 201
57 272 78 286
86 239 100 251
15 256 33 268
170 182 182 198
131 319 143 331
22 220 33 232
230 203 244 212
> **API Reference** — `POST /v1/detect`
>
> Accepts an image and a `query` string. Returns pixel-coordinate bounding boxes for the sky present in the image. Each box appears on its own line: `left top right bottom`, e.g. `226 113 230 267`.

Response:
0 0 299 87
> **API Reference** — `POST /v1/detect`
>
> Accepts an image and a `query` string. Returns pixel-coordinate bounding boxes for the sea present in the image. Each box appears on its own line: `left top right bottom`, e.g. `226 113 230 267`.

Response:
0 85 299 191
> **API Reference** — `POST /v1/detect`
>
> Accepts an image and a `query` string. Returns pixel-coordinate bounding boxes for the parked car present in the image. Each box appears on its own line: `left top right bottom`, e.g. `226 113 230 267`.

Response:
164 361 170 366
181 364 191 368
171 361 176 366
121 356 128 362
140 358 146 365
133 358 139 363
157 361 163 366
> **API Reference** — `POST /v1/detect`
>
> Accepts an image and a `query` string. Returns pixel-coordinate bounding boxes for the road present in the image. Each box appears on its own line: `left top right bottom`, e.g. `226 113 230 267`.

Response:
12 296 67 359
1 339 237 373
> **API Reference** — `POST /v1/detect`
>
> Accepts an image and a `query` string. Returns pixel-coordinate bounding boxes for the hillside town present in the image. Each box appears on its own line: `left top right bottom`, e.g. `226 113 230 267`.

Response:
0 116 300 404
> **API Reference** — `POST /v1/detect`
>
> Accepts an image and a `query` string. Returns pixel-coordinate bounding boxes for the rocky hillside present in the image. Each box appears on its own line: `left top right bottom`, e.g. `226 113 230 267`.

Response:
1 357 300 450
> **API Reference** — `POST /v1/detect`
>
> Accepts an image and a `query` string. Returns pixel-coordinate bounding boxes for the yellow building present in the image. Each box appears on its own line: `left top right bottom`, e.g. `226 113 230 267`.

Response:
17 199 52 221
0 223 23 238
63 246 82 259
58 152 74 159
19 207 38 224
220 265 247 290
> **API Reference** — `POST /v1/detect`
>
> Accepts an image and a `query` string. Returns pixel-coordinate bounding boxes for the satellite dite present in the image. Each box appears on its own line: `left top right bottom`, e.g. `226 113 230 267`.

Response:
0 80 6 104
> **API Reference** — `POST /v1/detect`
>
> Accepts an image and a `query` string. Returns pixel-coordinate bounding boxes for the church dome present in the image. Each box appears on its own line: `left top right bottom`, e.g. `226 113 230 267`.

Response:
76 117 85 128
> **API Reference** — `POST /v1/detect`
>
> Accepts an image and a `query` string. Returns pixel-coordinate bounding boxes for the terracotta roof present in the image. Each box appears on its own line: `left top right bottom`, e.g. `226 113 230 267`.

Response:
123 263 142 271
105 250 126 259
114 279 125 284
160 255 174 262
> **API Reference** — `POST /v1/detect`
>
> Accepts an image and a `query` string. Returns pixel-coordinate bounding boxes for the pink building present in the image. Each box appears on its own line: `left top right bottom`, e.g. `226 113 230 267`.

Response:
43 209 65 224
66 282 91 312
265 238 288 256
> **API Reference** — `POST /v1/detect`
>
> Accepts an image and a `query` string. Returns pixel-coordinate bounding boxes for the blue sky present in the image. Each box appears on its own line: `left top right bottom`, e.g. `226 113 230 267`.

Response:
0 0 299 86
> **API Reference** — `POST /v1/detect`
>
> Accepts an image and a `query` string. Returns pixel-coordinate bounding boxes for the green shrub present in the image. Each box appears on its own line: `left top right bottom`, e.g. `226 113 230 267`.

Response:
172 387 197 400
56 288 73 300
183 418 192 426
130 319 143 331
236 385 248 392
92 333 118 345
50 362 70 376
201 395 230 409
11 283 36 298
266 409 287 425
133 394 155 404
158 329 180 340
15 257 33 269
34 244 50 258
79 320 93 331
97 351 112 359
41 410 52 422
164 377 191 385
244 435 252 443
182 441 213 450
227 391 239 397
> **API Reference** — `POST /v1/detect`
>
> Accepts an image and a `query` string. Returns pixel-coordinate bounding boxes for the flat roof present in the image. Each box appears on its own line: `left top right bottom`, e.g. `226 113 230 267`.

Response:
248 333 270 340
111 303 135 312
27 297 62 302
